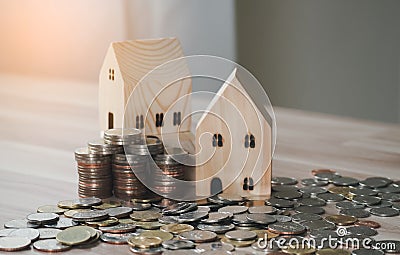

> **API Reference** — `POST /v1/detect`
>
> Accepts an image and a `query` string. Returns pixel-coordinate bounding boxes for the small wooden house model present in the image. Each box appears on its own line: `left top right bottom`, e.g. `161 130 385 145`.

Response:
99 38 272 198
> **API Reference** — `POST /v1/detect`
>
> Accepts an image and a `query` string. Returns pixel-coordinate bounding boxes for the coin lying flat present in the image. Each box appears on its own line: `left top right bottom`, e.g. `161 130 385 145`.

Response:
283 246 316 255
316 248 350 255
38 228 62 239
248 206 276 214
295 205 325 215
33 239 71 252
201 212 232 224
0 236 31 251
56 227 91 245
351 248 384 255
355 220 381 229
291 213 322 222
178 211 209 223
268 222 306 235
218 206 248 215
225 230 257 241
339 208 370 218
100 232 136 245
72 210 109 222
104 207 133 218
134 221 164 230
332 177 359 186
352 196 381 206
179 230 217 243
139 230 173 242
359 177 392 188
347 226 377 236
197 223 235 234
26 213 59 224
301 178 329 187
272 177 298 185
162 239 195 250
160 223 194 234
130 211 161 222
128 236 163 249
74 197 102 207
37 205 68 214
301 220 336 231
336 201 365 210
8 228 40 241
246 213 276 225
196 242 235 252
99 224 136 234
4 219 39 229
325 215 357 226
370 207 399 217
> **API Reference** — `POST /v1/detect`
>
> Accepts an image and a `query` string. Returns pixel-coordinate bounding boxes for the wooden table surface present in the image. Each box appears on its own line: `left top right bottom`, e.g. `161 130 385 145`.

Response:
0 74 399 254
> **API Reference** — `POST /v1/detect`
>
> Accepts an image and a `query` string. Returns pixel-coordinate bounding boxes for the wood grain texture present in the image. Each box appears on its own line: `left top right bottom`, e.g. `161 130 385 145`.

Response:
0 75 399 254
195 69 272 197
99 38 192 135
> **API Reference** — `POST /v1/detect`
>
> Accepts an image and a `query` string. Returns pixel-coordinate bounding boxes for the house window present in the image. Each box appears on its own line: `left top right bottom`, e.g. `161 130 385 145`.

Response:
210 177 223 195
108 112 114 129
212 134 223 147
108 68 115 81
243 177 254 191
173 111 182 126
135 115 145 129
245 134 256 148
156 113 164 127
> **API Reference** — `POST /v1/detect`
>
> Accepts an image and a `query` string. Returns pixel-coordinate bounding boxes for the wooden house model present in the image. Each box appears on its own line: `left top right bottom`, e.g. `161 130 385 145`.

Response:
99 38 272 198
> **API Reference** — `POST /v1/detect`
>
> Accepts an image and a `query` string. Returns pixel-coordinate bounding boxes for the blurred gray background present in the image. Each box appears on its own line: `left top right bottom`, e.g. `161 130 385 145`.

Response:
0 0 399 123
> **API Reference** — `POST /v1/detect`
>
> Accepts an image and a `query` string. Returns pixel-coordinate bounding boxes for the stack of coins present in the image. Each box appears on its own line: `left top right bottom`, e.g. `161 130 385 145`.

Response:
75 147 113 198
112 153 150 199
152 148 188 197
124 136 164 156
88 139 123 155
103 128 143 146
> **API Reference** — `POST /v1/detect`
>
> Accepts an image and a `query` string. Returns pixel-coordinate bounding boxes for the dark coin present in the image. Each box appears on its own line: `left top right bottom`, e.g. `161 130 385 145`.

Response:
72 210 109 222
336 201 365 210
332 177 360 186
274 215 292 222
351 248 384 255
266 198 295 208
162 239 195 250
0 236 32 251
299 186 327 195
8 228 40 241
301 178 329 187
196 242 235 252
368 200 393 209
197 224 235 234
272 185 299 193
340 208 371 218
246 214 276 225
104 207 133 218
273 191 302 200
218 206 248 215
347 226 377 236
268 222 306 235
4 219 39 229
381 193 400 202
178 211 209 223
374 184 400 194
316 192 344 202
99 224 136 234
225 230 257 241
201 212 232 224
292 213 322 222
370 207 399 217
100 232 136 244
314 172 341 181
352 196 381 206
26 213 59 225
271 177 298 185
309 229 339 239
295 205 325 215
359 177 392 188
350 188 378 196
301 220 335 231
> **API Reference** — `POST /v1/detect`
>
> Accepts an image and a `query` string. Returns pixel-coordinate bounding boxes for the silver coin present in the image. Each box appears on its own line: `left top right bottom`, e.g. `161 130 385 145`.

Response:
4 219 39 229
370 207 399 217
218 206 248 215
8 228 40 241
359 177 392 188
347 226 377 236
393 202 400 210
314 172 341 181
375 184 400 194
381 193 400 202
33 239 71 252
351 248 384 255
246 214 276 225
163 249 198 255
298 198 326 206
197 224 235 234
274 215 292 222
0 229 15 237
225 230 257 241
272 185 299 192
301 220 336 231
368 200 393 209
268 222 306 235
44 218 76 229
266 198 295 208
99 224 136 233
301 178 329 187
251 241 280 252
291 213 322 222
309 229 339 239
316 193 344 202
299 186 327 195
38 228 62 239
336 201 366 210
130 203 152 211
232 214 252 224
196 242 235 252
162 239 195 250
201 212 232 224
100 232 136 244
104 207 133 218
248 206 276 214
272 177 298 185
197 206 211 213
294 205 325 215
72 210 109 222
352 196 381 206
73 197 102 207
374 240 400 253
178 211 209 223
340 208 371 218
129 246 165 254
332 177 360 186
0 236 32 251
26 213 59 224
273 191 302 200
158 215 178 224
217 193 245 203
350 188 378 196
179 230 217 243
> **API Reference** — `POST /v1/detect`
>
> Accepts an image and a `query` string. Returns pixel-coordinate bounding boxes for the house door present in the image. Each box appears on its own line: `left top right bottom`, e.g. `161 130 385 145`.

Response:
108 112 114 129
210 177 223 195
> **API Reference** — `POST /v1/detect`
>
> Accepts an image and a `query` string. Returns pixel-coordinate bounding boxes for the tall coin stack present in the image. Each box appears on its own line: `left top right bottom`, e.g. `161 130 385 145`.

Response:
75 147 113 198
152 147 188 197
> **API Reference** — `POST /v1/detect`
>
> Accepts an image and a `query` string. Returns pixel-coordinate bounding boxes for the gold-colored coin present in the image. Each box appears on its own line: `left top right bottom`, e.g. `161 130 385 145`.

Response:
282 246 316 254
127 236 163 249
56 227 91 245
64 209 91 218
160 223 194 234
316 248 351 255
119 218 136 224
220 237 254 247
139 230 173 242
68 226 97 238
134 221 165 230
328 187 353 196
252 229 279 239
37 205 68 214
325 215 357 226
92 201 121 210
130 211 161 222
131 197 161 204
86 217 119 227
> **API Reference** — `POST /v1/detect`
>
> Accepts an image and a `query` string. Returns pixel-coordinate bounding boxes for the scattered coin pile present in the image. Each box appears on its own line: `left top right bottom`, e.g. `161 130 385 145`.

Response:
1 170 400 254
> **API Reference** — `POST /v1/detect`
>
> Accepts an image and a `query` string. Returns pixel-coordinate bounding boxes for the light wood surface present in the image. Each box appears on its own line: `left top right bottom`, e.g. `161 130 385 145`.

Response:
0 74 399 254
